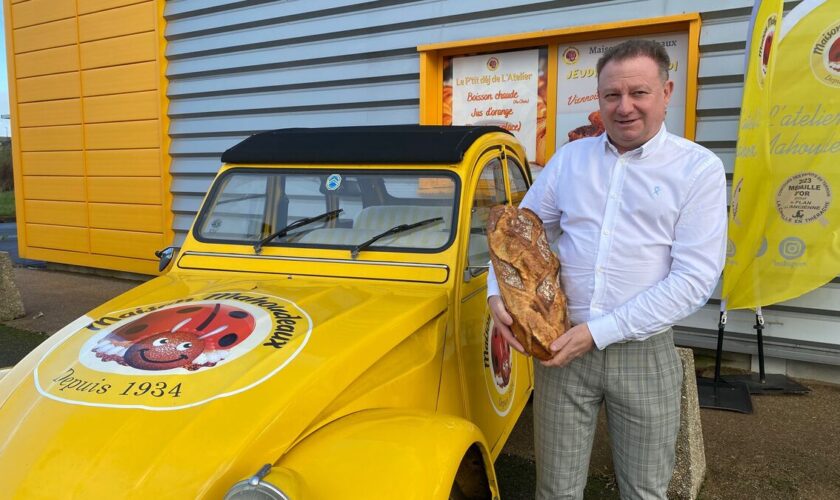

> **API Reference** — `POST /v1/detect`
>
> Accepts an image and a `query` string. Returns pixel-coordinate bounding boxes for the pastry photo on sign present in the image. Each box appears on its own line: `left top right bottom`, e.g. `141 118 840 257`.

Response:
487 205 570 360
568 110 605 142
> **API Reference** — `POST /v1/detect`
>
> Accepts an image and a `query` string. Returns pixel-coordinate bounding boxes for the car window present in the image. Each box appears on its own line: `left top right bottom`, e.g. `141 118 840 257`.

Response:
506 157 529 206
467 157 506 271
197 173 270 240
194 169 459 254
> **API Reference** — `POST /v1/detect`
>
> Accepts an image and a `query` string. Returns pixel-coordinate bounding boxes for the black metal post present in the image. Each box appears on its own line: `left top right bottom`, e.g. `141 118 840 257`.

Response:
714 309 727 383
755 307 766 383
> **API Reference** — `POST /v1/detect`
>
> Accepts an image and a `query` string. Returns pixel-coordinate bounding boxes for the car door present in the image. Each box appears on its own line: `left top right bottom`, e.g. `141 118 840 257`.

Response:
457 147 533 455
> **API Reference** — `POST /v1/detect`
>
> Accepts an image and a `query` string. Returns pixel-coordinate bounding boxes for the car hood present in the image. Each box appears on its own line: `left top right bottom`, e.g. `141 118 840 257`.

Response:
0 273 449 498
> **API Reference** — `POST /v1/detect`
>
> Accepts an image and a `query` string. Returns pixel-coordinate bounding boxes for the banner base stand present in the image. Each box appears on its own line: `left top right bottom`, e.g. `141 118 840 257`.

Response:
696 376 753 413
721 373 810 395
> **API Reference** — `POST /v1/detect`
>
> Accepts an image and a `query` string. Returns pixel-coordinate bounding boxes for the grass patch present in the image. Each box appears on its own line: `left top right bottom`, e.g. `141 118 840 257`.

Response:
0 325 49 367
0 191 14 218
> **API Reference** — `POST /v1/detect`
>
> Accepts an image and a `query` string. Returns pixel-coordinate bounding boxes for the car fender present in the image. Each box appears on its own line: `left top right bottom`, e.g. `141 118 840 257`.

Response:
273 409 498 499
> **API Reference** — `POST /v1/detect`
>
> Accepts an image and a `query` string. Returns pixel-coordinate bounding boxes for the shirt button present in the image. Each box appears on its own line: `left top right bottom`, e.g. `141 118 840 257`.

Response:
602 229 610 236
597 266 604 273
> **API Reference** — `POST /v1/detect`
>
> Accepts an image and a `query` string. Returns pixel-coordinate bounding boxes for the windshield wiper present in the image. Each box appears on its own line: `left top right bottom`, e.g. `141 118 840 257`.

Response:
350 217 443 259
254 208 343 254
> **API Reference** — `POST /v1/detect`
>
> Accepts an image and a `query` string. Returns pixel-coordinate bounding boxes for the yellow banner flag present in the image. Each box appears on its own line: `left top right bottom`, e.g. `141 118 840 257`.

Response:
723 0 784 308
724 0 840 309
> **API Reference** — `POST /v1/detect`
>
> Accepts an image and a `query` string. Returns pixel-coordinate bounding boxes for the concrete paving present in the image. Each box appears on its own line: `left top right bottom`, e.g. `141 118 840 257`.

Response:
0 222 45 267
5 267 140 334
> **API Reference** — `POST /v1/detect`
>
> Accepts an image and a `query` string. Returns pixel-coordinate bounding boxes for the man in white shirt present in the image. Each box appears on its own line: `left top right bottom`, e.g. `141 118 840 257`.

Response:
488 40 727 499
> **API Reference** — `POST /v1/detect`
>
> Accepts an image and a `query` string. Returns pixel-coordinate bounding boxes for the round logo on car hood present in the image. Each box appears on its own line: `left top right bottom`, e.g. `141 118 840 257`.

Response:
34 291 312 410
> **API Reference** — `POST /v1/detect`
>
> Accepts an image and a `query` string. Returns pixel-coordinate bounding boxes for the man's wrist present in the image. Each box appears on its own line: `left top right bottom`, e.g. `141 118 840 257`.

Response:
586 314 622 350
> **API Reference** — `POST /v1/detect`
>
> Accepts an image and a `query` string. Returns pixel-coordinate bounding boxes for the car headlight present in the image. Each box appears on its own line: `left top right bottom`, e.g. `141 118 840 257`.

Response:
225 464 291 500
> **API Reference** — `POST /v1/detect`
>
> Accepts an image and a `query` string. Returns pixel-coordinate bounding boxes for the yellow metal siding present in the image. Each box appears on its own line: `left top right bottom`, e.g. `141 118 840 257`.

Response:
78 2 156 42
18 99 83 127
79 0 148 15
86 149 161 177
19 125 83 151
15 45 79 78
21 152 86 176
13 18 77 54
82 62 158 96
26 224 90 253
90 204 162 232
85 121 160 150
17 73 81 102
6 0 172 274
80 31 157 70
25 201 89 227
84 91 159 123
90 229 164 260
11 0 76 29
22 177 86 202
88 177 162 204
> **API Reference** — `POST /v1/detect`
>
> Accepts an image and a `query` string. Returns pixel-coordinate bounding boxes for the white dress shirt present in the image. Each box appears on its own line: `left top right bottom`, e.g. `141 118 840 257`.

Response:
488 125 727 350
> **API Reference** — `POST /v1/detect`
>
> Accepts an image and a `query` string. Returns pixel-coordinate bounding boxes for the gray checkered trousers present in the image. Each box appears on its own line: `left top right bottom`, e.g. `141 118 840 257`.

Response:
533 329 682 500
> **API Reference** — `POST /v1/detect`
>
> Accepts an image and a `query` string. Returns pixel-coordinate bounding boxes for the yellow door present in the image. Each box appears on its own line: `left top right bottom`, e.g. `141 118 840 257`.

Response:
457 148 533 455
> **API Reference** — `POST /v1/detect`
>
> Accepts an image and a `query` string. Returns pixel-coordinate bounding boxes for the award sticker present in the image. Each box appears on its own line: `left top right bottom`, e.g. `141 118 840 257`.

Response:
776 172 831 225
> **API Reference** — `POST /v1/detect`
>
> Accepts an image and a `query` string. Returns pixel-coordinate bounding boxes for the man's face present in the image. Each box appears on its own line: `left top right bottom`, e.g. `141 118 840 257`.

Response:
597 56 673 153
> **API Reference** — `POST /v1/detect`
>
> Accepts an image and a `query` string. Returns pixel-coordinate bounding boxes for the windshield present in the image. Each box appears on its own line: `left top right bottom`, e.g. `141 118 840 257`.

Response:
194 169 460 254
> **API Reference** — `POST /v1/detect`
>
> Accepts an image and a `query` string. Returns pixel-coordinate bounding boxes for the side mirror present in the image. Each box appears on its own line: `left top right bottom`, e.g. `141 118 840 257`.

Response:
154 246 179 272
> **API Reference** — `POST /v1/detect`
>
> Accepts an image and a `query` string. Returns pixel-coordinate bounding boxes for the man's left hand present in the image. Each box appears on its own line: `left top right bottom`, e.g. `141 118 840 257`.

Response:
540 323 596 368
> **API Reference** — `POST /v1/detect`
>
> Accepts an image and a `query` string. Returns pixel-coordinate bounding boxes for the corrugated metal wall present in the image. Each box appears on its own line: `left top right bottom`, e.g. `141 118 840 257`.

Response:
162 0 840 371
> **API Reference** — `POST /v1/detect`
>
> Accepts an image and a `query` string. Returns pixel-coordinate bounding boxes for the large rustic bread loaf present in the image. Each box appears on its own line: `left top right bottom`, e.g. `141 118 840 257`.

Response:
488 205 569 360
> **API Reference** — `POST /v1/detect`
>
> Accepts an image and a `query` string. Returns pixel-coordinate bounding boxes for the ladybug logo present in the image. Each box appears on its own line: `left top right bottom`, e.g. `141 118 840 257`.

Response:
756 13 777 88
811 20 840 87
36 292 312 410
482 315 516 416
490 326 511 389
92 303 255 371
562 47 580 65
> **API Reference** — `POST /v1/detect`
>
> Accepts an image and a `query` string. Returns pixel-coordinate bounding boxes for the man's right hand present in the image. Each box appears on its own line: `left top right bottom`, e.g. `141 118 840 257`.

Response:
488 295 525 354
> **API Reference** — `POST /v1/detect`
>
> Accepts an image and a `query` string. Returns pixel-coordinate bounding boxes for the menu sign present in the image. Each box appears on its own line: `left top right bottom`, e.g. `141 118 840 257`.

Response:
555 32 689 147
444 48 548 166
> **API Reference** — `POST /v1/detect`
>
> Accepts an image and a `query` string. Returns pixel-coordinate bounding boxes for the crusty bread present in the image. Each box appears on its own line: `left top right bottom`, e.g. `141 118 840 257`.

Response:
487 205 569 360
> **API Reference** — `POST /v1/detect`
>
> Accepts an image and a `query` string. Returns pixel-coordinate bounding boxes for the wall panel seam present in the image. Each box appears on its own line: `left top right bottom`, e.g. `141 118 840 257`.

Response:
165 1 617 61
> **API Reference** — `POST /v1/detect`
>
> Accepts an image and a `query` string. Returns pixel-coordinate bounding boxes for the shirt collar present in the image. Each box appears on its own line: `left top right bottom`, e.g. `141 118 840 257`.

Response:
601 123 668 159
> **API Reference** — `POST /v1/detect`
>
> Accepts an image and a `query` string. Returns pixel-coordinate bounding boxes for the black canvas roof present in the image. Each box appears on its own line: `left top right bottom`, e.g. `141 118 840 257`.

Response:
220 125 512 164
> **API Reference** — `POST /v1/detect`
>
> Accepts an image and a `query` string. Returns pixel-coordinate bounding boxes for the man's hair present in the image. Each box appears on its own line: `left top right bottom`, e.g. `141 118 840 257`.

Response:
596 39 670 82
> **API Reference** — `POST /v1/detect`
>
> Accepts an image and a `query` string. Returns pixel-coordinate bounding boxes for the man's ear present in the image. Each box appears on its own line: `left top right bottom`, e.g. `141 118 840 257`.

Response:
663 79 674 107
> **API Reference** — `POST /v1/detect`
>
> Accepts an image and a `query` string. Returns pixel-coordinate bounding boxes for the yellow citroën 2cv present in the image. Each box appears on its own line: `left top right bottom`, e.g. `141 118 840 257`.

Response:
0 125 534 499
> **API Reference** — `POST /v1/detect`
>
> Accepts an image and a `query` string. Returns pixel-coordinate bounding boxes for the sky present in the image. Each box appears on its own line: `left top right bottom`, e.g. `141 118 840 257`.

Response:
0 4 11 137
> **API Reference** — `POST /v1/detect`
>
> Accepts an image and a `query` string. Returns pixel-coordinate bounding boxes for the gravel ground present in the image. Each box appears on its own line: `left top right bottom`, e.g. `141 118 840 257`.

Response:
494 374 840 500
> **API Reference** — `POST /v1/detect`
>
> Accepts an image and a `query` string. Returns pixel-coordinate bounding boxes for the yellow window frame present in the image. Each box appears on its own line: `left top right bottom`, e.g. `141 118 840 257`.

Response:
417 13 702 160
